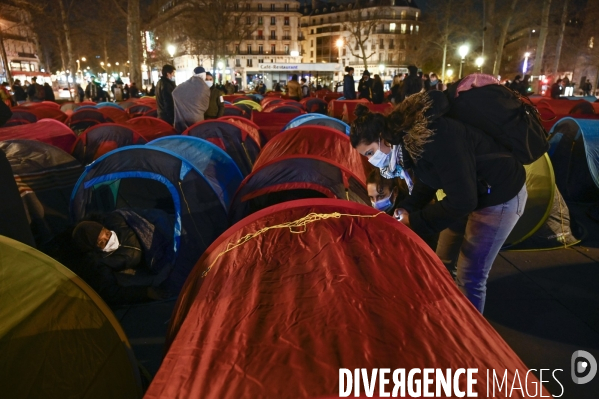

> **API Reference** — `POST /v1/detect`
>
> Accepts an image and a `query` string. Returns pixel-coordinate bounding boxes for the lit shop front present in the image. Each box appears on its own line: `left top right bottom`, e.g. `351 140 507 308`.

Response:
242 62 342 91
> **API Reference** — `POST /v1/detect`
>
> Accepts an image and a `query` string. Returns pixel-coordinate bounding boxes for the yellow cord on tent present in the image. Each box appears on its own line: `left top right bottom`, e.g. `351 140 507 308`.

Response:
201 211 385 278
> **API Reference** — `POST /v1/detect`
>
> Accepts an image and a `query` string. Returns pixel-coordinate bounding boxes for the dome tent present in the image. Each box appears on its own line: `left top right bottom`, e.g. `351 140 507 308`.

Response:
124 116 176 140
146 136 243 211
502 154 579 250
284 113 350 134
254 125 367 183
182 119 261 176
229 155 370 223
146 199 549 399
0 140 83 246
71 123 147 165
0 235 142 399
70 146 230 293
548 117 599 202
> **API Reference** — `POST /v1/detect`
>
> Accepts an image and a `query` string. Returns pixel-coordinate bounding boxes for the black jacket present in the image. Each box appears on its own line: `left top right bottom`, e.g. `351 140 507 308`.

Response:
358 78 372 100
397 91 526 236
43 85 55 101
343 74 356 99
13 85 26 102
389 84 402 103
205 86 225 119
372 80 385 104
401 67 423 100
0 100 11 127
156 76 176 125
93 212 143 271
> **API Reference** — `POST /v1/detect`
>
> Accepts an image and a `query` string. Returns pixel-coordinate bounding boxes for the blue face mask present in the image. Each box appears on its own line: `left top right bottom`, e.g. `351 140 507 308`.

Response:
368 140 391 168
372 194 394 212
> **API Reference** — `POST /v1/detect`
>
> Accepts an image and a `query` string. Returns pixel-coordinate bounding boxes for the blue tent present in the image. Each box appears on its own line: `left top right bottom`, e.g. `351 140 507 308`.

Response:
147 136 243 210
284 114 350 135
70 145 231 292
96 102 125 110
548 117 599 202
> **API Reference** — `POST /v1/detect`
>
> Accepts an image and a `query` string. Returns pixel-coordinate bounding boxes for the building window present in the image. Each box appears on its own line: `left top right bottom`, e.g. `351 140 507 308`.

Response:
415 11 419 20
390 23 396 32
259 45 264 54
284 3 289 11
271 44 276 53
320 18 323 24
271 16 276 25
246 3 250 10
234 3 239 10
415 25 419 34
258 16 263 25
247 45 252 54
328 16 332 23
379 38 384 48
271 3 275 11
258 59 264 63
235 44 240 53
401 10 406 19
311 40 314 47
410 24 413 34
311 50 314 57
258 3 262 10
401 23 407 34
337 15 340 22
236 58 241 67
246 16 252 24
247 58 253 67
271 30 276 39
590 37 595 49
284 45 290 54
284 17 289 25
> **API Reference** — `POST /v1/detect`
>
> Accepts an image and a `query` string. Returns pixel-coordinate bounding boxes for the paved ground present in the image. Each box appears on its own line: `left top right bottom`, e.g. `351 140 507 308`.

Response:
116 202 599 397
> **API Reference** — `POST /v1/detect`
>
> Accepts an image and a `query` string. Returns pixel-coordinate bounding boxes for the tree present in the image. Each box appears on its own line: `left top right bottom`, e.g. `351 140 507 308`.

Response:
551 0 568 76
343 1 389 70
110 0 143 86
531 0 552 76
492 0 519 76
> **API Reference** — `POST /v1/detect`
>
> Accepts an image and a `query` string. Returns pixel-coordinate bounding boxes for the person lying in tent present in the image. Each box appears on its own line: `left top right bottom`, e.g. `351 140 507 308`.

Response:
71 208 174 305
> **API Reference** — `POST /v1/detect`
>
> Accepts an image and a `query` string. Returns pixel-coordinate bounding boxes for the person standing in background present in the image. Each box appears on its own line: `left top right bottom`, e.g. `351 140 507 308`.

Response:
156 64 177 125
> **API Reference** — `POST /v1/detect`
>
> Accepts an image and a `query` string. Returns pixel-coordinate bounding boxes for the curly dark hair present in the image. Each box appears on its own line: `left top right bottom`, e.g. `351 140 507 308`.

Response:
349 104 386 148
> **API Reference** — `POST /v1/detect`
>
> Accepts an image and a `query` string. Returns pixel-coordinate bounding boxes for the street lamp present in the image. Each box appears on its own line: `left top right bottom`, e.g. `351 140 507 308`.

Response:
475 57 484 72
378 64 385 75
458 44 469 79
523 52 530 74
446 69 454 82
167 45 176 63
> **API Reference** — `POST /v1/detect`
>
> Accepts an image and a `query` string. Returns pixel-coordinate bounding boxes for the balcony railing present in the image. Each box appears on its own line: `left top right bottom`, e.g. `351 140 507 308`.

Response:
282 35 292 40
256 35 265 40
269 35 277 40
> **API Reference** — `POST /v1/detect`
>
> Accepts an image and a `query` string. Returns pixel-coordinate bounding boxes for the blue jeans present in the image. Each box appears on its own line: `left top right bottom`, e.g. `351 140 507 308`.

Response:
435 184 528 313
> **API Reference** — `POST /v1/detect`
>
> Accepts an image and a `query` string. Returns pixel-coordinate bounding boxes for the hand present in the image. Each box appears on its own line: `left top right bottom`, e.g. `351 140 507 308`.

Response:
394 208 411 227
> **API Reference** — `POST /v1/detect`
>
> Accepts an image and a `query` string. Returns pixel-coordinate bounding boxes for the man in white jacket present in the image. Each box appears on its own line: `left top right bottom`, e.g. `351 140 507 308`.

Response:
172 66 211 133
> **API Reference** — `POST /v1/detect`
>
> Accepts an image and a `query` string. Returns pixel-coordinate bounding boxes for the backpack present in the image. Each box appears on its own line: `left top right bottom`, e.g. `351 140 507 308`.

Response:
35 84 45 101
446 74 548 165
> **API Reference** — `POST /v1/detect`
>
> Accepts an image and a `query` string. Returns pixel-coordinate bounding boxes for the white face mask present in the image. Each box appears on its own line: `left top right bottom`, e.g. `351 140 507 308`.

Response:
368 140 391 168
206 80 214 88
102 231 120 253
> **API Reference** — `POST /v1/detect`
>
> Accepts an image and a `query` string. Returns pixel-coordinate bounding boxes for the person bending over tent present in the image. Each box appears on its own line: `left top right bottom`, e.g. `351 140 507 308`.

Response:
350 92 527 314
172 66 210 133
72 208 174 305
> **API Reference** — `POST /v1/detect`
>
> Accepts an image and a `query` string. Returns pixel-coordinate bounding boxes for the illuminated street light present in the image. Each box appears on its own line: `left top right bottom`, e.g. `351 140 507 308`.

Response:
336 39 344 49
167 44 176 58
81 57 86 62
378 64 385 75
115 62 119 66
475 57 484 72
446 69 454 81
458 44 469 79
523 52 531 74
217 61 224 70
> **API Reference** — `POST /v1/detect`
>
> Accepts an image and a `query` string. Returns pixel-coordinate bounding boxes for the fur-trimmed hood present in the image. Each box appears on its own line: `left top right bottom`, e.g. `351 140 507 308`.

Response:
383 90 450 161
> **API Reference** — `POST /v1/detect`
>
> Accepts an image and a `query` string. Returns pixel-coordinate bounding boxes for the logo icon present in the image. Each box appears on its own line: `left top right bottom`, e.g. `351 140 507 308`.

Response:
571 350 597 384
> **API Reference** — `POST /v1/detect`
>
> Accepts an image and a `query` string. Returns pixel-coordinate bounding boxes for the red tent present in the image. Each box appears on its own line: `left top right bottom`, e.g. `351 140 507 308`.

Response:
96 107 130 124
67 109 112 132
0 119 76 152
71 123 147 164
341 103 393 123
13 105 68 123
146 199 548 399
223 104 247 118
254 125 367 183
251 111 299 141
124 116 176 140
328 99 369 119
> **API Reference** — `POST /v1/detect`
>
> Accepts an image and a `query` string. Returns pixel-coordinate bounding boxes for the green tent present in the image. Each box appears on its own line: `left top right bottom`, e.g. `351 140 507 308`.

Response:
503 154 580 250
0 236 142 399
